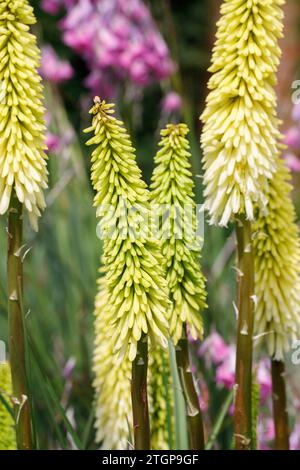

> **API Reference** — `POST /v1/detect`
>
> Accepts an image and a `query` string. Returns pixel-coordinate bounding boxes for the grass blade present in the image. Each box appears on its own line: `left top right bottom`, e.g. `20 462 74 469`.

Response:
205 390 233 450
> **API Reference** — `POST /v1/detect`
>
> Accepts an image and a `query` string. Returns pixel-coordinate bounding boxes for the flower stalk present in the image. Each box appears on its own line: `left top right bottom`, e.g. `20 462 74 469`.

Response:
271 359 289 450
85 98 171 451
234 215 254 450
168 341 188 450
85 98 170 361
7 192 32 450
150 123 207 449
0 0 49 450
176 326 204 450
131 335 150 450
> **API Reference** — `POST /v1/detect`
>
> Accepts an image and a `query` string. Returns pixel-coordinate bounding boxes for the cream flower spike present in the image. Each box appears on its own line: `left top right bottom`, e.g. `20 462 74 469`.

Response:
0 0 48 230
253 157 300 360
93 280 174 450
201 0 285 226
93 277 132 450
85 98 170 361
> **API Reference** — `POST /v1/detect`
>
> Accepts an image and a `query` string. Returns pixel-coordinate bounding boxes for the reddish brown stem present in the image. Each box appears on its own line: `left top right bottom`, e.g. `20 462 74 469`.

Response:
271 359 289 450
131 334 150 449
234 216 254 450
176 326 205 450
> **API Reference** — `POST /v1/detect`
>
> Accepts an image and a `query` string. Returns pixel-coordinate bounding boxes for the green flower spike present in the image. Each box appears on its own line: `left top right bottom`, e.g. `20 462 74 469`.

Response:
0 0 48 230
150 123 207 344
85 98 170 361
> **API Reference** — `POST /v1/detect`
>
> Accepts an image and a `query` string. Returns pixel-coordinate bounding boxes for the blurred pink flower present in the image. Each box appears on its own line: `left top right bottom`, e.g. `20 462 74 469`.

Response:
284 126 300 149
215 346 235 389
258 417 275 450
46 133 61 153
292 103 300 122
284 153 300 173
64 30 93 53
198 331 231 365
129 61 148 85
290 421 300 450
198 378 209 412
162 92 182 114
41 46 74 84
257 359 272 402
63 357 76 380
41 0 61 15
84 70 116 98
59 0 173 97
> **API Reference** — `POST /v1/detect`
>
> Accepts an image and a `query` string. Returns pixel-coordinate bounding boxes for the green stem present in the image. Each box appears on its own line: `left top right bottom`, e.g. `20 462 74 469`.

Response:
168 340 189 450
161 350 174 450
176 326 205 450
7 193 32 449
234 215 254 450
205 390 234 450
131 334 150 450
271 359 289 450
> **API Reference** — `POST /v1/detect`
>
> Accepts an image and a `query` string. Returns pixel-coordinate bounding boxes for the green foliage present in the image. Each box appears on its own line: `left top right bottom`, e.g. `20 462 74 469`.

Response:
0 362 16 450
251 381 260 450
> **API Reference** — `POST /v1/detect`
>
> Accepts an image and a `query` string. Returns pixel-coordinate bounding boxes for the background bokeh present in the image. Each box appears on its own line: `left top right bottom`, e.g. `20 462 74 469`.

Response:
0 0 300 449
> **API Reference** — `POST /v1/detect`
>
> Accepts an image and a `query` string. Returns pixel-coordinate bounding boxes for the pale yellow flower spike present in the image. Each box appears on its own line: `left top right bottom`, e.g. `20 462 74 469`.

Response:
93 279 174 450
85 98 170 361
0 362 17 450
201 0 285 226
93 277 132 450
0 0 48 230
253 157 300 360
150 123 207 344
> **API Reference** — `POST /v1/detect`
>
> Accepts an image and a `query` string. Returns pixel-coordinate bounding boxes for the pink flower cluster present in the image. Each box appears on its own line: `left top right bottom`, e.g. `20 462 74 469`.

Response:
257 405 300 451
42 0 173 97
161 91 182 115
284 102 300 172
41 0 61 15
258 417 275 450
40 46 74 84
291 422 300 450
198 331 236 390
198 332 273 401
198 331 300 449
41 0 75 15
